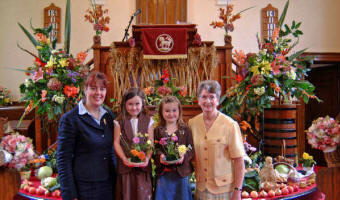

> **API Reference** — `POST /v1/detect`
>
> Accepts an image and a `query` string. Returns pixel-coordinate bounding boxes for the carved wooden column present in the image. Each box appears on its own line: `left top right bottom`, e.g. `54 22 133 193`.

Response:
224 35 234 89
93 35 102 72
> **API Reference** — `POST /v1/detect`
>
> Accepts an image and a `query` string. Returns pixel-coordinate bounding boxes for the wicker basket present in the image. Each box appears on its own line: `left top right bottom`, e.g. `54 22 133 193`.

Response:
323 146 340 168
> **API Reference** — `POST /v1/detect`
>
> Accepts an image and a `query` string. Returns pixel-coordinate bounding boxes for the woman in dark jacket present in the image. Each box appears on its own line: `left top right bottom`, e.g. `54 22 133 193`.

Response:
57 71 116 200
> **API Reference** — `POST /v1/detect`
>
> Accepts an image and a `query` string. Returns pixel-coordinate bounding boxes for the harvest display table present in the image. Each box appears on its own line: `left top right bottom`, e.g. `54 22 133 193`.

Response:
15 175 61 200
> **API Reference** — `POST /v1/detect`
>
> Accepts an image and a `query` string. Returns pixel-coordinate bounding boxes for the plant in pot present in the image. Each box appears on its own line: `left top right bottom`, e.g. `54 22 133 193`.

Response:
219 0 321 160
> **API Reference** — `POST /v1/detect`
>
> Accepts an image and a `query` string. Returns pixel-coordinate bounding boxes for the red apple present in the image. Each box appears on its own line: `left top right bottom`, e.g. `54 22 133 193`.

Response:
259 190 268 198
54 190 61 197
287 186 294 193
268 189 275 197
28 187 36 194
241 191 249 198
275 189 282 196
281 187 289 195
23 186 29 192
250 191 258 198
45 190 50 196
293 184 299 192
36 187 44 195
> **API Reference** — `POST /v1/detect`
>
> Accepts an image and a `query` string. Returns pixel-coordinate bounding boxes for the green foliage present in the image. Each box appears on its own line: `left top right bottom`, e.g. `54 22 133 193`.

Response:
242 170 261 192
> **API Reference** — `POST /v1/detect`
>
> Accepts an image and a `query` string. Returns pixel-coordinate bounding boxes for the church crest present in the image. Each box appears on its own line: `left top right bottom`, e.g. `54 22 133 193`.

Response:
155 34 174 53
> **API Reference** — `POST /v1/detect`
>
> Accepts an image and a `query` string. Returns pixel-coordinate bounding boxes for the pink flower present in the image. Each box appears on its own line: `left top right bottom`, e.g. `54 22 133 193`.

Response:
171 135 178 142
132 136 140 144
32 68 44 82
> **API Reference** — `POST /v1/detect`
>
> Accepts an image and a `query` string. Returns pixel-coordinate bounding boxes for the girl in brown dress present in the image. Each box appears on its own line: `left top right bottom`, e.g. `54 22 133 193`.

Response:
113 88 154 200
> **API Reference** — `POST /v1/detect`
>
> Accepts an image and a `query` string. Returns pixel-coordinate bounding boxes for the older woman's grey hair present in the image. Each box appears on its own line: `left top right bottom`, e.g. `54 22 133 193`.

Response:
197 80 221 99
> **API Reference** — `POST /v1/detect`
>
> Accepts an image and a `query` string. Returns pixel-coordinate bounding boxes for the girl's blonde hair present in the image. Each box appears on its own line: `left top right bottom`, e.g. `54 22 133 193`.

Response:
158 96 185 128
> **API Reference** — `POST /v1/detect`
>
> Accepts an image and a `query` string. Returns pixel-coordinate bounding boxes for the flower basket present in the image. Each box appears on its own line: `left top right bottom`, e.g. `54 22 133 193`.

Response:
323 146 340 168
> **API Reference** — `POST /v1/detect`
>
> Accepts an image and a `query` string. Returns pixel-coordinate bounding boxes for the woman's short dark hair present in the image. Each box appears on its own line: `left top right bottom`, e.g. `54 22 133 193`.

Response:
197 80 221 99
84 71 108 88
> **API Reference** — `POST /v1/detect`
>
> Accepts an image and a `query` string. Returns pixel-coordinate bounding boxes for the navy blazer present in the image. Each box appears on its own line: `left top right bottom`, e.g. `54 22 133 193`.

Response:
57 106 116 200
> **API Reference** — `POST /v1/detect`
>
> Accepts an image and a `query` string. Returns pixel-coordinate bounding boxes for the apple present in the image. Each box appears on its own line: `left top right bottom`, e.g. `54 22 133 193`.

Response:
28 187 36 194
24 186 30 192
45 190 50 196
250 191 258 198
36 187 45 195
259 190 268 198
293 184 299 192
241 191 249 198
268 190 275 197
275 189 282 196
287 186 294 193
281 187 289 195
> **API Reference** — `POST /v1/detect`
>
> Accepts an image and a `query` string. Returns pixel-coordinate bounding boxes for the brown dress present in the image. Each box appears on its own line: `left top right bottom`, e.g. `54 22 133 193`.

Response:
115 114 152 200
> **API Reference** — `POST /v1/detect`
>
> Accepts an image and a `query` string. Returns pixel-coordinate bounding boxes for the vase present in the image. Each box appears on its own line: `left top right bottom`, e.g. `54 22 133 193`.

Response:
302 165 314 172
323 146 340 168
263 104 297 162
19 170 31 181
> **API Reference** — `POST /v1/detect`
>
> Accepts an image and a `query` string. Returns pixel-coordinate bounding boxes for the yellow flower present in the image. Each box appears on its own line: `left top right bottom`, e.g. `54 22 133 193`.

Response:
259 60 271 75
178 145 187 155
137 133 143 137
145 133 149 138
46 56 56 68
250 65 260 76
147 140 152 145
303 152 309 160
36 46 42 50
59 58 69 68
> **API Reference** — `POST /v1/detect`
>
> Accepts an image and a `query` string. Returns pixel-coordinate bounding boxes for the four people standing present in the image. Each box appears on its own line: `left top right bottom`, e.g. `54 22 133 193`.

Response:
58 71 245 200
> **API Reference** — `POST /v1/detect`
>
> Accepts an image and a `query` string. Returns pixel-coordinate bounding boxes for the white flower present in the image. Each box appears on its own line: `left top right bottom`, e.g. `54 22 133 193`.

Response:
147 140 152 145
254 86 265 96
52 95 65 104
287 69 296 80
24 79 31 87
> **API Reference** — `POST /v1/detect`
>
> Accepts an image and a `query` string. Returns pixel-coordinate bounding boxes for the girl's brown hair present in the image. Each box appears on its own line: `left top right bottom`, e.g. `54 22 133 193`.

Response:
158 96 185 128
117 87 147 121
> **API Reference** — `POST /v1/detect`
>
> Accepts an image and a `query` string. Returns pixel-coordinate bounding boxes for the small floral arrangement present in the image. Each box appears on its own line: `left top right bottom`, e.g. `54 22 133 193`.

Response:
0 133 35 171
155 133 191 162
220 1 320 118
120 133 153 163
143 67 195 106
84 0 110 36
18 0 89 124
306 116 340 151
0 85 12 106
210 4 254 36
300 152 316 167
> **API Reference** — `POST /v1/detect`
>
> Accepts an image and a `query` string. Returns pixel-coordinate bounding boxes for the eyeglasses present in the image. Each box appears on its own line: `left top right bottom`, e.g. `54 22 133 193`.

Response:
199 95 217 101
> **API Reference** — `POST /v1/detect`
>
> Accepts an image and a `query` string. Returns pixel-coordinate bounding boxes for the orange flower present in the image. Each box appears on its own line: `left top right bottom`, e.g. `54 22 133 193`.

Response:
76 51 87 64
41 90 47 102
64 85 79 98
270 83 281 93
137 151 146 161
24 101 34 113
179 86 187 97
131 149 139 157
35 33 47 43
233 49 246 65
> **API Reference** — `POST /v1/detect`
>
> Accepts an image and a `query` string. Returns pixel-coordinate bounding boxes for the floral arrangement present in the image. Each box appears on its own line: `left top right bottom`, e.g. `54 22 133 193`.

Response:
0 85 12 106
155 133 191 162
210 4 254 36
120 133 153 163
18 0 89 123
300 152 316 167
0 133 35 171
143 67 195 106
84 0 110 36
306 116 340 151
220 0 320 118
